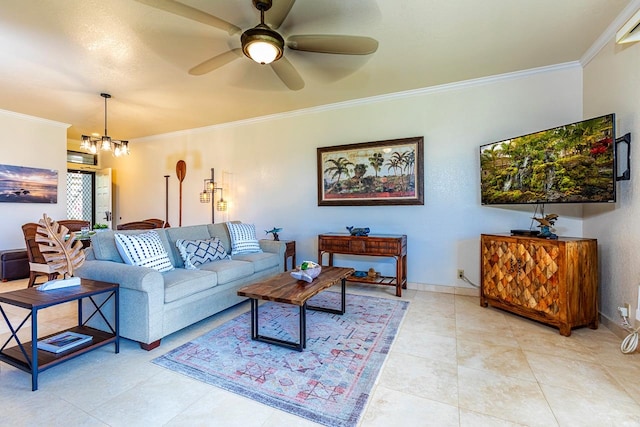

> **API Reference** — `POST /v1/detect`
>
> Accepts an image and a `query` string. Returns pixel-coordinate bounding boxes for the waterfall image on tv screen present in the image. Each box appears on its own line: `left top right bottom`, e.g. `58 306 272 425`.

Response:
480 114 615 204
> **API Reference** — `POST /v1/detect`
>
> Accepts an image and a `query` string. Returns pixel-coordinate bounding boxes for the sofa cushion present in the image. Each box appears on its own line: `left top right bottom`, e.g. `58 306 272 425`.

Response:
114 231 174 272
163 268 217 303
91 229 172 264
176 237 228 270
90 230 125 262
165 225 212 268
198 259 254 285
207 222 233 255
226 222 262 255
232 251 279 273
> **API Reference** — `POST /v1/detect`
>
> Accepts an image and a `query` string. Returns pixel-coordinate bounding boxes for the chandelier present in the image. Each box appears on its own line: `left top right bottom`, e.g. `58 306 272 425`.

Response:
80 93 130 157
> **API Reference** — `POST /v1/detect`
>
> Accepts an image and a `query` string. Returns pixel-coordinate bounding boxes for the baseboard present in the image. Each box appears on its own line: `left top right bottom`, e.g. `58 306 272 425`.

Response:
406 282 480 297
600 313 629 340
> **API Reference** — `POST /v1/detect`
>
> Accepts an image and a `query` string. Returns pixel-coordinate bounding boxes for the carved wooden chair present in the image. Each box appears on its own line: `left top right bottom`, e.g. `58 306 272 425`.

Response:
116 221 158 230
57 219 90 232
143 218 170 228
21 223 58 287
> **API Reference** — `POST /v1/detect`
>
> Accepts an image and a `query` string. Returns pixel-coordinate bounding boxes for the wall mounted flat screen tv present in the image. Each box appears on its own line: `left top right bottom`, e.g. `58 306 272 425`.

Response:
480 114 616 205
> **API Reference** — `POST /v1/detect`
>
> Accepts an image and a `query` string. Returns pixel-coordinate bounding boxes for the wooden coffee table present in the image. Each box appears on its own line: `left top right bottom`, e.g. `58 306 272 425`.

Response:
237 266 354 351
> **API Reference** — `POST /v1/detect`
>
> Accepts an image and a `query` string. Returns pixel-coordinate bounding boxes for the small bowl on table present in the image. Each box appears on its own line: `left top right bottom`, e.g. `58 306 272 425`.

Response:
290 261 322 283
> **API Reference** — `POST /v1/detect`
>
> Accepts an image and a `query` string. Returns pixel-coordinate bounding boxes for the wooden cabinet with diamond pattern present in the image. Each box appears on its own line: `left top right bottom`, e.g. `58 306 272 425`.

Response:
480 234 598 336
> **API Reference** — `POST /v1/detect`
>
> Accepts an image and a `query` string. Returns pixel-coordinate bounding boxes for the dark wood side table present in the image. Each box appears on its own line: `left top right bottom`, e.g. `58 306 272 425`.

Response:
0 279 119 390
318 233 407 297
283 240 296 271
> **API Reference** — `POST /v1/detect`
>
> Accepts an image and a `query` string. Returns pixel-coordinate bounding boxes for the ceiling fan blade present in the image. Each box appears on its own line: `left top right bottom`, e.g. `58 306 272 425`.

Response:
265 0 296 30
287 35 379 55
189 48 242 75
135 0 241 35
270 57 304 91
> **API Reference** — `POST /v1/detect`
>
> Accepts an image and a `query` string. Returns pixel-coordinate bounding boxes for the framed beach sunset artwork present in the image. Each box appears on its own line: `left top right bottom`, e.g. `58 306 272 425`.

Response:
0 164 58 204
317 136 424 206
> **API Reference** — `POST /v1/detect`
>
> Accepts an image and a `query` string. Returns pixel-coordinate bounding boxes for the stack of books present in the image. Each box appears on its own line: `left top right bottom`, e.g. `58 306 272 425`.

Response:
37 331 92 353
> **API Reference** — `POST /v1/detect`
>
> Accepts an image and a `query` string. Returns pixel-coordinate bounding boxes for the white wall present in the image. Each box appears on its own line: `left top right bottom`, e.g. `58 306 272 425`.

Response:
107 64 584 290
583 38 640 323
0 110 69 250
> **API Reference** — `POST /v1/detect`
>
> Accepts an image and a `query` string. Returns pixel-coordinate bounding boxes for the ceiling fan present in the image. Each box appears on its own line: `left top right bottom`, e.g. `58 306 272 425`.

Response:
136 0 379 90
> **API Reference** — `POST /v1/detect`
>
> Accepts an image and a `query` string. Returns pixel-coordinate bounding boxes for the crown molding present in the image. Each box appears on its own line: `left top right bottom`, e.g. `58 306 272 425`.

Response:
581 0 640 66
0 108 70 129
135 61 581 142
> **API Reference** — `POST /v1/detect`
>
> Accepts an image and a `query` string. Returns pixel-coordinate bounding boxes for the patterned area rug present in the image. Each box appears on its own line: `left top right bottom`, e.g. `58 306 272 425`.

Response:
153 292 408 426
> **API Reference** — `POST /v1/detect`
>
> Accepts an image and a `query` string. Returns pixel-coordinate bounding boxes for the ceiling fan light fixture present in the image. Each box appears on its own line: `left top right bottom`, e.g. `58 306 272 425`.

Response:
241 24 284 64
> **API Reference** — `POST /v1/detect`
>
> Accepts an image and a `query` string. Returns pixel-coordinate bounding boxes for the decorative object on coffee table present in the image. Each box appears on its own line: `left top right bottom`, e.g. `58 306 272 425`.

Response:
264 227 282 241
290 260 321 283
35 214 86 290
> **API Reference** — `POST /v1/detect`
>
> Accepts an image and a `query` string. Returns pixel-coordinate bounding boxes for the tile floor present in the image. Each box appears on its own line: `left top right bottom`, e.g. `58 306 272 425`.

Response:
1 278 640 426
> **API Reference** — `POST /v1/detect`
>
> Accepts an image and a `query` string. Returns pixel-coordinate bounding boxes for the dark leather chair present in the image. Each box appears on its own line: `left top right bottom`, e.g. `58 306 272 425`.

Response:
21 223 58 287
57 219 90 232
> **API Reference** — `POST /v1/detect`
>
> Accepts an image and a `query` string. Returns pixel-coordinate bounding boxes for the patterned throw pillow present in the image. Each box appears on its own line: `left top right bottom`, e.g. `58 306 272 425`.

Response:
114 231 174 272
226 222 263 255
176 237 228 270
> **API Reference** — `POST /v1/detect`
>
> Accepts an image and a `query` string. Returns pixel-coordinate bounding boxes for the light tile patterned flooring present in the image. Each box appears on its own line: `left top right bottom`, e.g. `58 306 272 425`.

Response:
1 278 640 426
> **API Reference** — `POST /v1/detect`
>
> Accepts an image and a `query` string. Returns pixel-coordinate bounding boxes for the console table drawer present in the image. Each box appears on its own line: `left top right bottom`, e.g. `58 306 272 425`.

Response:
364 239 404 255
318 236 406 256
319 238 351 253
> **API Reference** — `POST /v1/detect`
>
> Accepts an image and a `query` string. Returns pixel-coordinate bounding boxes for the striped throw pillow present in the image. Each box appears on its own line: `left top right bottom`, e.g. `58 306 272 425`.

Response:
226 223 263 255
114 231 174 272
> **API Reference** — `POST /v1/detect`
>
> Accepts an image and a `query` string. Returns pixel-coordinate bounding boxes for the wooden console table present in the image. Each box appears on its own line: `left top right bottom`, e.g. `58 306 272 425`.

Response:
318 233 407 297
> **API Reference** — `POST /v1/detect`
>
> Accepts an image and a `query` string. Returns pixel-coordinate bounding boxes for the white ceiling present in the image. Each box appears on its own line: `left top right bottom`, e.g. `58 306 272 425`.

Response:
0 0 633 141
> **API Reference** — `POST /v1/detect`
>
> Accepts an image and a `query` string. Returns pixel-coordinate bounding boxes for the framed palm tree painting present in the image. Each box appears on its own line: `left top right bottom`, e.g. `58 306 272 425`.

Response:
317 136 424 206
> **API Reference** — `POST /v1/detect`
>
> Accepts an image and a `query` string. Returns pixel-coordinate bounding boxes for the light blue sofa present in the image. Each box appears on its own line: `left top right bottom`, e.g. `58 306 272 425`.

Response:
75 223 286 350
